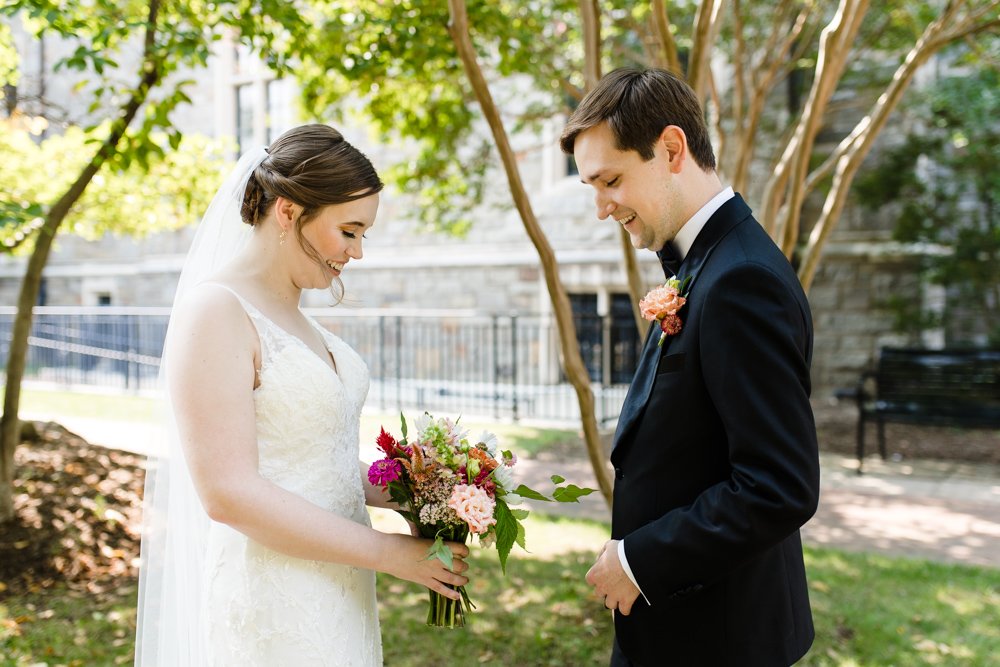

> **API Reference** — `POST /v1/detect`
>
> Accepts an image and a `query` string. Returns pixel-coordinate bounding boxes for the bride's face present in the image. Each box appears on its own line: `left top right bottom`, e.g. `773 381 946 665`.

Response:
295 192 379 289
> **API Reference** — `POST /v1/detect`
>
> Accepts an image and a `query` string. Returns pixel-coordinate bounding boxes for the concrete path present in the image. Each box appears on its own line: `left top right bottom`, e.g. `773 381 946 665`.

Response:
30 412 1000 569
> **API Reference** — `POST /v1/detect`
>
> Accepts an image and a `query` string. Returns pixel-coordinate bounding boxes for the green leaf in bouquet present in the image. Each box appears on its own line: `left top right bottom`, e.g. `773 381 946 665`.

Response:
515 520 526 551
400 412 408 438
510 508 530 520
552 484 596 503
387 481 412 509
550 474 566 484
511 484 552 502
426 536 453 569
493 500 519 574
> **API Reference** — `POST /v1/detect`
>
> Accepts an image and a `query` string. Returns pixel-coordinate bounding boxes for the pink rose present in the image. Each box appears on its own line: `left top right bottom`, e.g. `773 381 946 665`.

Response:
447 484 497 534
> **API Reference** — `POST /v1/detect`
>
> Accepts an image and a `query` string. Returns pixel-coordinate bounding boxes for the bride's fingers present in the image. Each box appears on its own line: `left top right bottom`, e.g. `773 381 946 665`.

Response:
446 541 470 559
435 569 469 589
432 580 463 601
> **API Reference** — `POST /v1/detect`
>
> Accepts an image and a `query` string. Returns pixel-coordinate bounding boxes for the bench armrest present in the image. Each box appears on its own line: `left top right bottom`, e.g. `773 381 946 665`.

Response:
834 370 877 407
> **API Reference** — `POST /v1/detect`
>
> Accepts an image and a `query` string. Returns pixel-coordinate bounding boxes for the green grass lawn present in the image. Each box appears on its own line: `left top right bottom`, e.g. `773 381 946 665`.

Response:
4 388 998 664
10 387 579 458
9 386 161 424
3 512 998 666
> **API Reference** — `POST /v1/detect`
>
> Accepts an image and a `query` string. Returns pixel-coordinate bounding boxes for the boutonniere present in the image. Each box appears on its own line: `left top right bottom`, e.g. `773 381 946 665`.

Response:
639 276 692 347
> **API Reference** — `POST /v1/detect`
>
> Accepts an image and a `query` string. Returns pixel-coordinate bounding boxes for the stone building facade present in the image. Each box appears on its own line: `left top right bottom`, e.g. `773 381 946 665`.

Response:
2 23 937 400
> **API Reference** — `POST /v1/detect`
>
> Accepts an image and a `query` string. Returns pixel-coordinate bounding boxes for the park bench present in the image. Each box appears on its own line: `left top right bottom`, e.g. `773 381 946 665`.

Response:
835 347 1000 472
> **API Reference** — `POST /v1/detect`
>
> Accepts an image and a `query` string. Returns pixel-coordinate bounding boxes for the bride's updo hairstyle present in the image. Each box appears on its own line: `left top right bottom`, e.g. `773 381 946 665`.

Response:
240 124 383 297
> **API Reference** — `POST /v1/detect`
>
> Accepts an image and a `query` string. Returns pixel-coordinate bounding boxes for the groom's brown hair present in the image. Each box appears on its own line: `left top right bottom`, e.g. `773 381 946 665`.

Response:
560 68 716 171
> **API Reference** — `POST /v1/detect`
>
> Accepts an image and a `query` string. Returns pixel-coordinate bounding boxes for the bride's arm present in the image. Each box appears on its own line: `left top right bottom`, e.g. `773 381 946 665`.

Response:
166 287 467 599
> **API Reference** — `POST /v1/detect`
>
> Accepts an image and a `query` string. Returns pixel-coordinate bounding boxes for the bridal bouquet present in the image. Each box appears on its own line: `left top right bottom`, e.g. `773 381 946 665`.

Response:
367 412 593 627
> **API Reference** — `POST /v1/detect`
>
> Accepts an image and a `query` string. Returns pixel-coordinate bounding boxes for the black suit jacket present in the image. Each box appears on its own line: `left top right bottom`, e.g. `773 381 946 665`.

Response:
610 195 820 666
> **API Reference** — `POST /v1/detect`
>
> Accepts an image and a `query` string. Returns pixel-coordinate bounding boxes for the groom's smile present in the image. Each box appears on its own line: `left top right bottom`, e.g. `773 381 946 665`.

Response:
573 121 684 253
616 212 637 227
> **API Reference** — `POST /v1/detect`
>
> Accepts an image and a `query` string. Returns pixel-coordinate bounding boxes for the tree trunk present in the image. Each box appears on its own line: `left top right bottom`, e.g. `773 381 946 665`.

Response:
0 0 162 523
777 0 868 258
578 0 601 92
576 0 645 333
687 0 725 102
730 1 811 194
797 0 990 292
448 0 614 506
650 0 682 76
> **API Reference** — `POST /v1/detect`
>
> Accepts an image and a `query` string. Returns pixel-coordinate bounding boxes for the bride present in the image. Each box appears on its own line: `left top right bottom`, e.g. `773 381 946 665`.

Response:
135 124 469 666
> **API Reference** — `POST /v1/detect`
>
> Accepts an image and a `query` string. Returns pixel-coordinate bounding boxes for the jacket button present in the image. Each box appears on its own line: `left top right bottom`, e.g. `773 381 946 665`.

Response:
614 467 624 480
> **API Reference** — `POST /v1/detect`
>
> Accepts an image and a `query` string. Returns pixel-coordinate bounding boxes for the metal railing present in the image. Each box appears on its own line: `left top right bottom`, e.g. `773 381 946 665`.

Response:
0 307 642 425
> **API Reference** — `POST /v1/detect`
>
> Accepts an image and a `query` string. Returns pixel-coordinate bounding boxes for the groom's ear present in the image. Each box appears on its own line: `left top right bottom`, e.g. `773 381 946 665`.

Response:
658 125 687 173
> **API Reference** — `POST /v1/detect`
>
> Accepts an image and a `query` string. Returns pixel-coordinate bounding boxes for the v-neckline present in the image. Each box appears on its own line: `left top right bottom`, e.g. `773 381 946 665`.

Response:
211 283 341 380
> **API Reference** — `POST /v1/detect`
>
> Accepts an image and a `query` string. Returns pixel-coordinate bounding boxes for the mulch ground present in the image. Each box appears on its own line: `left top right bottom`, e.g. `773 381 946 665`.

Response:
0 404 997 599
0 421 144 600
811 401 1000 466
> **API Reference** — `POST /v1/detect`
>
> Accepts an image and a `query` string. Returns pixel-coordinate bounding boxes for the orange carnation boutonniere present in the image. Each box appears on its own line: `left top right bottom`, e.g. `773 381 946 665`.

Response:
639 276 692 347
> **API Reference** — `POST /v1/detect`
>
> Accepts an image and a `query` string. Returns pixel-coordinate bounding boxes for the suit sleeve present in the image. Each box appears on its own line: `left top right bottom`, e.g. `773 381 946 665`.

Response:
623 261 820 603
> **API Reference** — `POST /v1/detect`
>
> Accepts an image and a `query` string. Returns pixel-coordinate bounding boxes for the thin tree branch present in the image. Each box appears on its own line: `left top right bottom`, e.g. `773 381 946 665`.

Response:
650 0 683 76
446 0 614 505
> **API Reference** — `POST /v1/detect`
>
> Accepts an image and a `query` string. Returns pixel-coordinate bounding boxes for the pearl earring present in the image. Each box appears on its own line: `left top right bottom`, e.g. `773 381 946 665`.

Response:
279 230 287 246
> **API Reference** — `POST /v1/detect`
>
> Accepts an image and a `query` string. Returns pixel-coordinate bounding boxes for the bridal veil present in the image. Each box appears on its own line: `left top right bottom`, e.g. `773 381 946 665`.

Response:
134 146 268 666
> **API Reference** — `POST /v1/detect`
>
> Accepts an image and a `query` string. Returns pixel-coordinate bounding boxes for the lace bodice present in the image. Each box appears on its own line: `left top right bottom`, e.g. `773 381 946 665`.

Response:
250 299 370 522
202 289 382 667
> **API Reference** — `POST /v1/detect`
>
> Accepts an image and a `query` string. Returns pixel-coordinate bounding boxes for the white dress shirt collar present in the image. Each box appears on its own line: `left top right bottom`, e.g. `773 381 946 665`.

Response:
670 186 734 260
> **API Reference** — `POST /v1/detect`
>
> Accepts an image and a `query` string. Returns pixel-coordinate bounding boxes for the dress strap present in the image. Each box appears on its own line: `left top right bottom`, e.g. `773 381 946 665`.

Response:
199 282 259 316
198 282 285 360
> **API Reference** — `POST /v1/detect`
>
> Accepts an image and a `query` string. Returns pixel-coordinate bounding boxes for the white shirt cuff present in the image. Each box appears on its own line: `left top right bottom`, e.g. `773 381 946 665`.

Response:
617 539 651 606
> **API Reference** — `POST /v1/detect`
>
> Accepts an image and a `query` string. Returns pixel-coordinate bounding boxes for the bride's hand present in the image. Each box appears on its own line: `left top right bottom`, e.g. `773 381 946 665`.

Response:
379 533 470 600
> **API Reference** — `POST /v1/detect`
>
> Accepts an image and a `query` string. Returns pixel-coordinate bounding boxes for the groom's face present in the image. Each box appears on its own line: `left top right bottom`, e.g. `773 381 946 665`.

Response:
574 122 682 252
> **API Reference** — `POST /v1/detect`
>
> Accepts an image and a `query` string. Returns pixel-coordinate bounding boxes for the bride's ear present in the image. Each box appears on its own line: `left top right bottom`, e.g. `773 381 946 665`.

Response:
273 196 301 227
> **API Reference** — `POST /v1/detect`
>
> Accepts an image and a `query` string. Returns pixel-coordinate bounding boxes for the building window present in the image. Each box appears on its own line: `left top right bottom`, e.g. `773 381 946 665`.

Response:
236 83 254 153
568 292 643 384
610 293 641 384
570 293 601 382
267 78 294 144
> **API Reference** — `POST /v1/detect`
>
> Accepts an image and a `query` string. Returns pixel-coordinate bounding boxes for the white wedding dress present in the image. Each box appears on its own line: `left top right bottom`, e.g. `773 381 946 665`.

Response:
202 289 382 666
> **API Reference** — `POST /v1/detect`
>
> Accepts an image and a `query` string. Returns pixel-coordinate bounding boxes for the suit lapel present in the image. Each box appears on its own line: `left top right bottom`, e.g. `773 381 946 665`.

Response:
612 320 661 454
611 195 754 459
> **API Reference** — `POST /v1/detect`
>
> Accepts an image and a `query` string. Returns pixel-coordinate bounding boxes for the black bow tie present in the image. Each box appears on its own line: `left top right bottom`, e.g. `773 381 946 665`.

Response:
657 245 682 278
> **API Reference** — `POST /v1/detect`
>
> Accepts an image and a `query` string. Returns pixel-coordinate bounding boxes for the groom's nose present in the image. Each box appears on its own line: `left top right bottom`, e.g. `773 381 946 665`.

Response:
594 192 616 221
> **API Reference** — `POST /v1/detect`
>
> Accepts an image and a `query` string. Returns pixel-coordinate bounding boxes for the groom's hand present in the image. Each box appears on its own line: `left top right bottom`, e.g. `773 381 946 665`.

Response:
586 539 640 616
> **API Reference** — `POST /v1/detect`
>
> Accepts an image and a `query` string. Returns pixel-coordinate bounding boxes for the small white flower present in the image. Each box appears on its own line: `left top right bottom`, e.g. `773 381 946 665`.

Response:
478 430 498 455
492 464 514 491
414 412 432 435
503 492 523 506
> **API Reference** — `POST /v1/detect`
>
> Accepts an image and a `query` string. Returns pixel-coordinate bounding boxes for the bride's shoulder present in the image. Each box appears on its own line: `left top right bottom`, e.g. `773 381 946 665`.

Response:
171 283 251 336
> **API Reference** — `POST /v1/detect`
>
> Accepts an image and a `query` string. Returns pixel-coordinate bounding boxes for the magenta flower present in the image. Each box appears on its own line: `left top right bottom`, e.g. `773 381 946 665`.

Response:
367 458 402 488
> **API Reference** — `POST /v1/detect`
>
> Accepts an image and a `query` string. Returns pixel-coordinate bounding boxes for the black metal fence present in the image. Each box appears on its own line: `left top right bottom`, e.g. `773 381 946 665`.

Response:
0 307 642 425
0 307 171 392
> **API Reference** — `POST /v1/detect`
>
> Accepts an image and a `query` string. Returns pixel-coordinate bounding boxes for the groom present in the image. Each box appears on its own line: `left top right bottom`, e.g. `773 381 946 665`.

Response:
562 68 820 666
